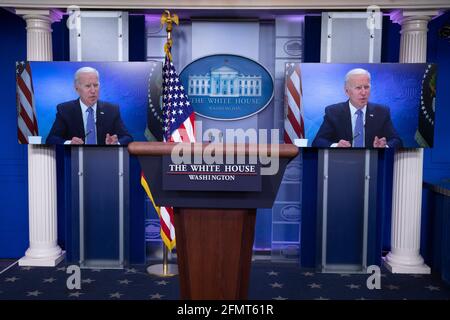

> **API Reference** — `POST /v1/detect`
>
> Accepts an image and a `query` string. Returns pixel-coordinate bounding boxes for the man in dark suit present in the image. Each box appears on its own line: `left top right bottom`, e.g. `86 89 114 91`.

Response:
46 67 133 145
312 68 402 148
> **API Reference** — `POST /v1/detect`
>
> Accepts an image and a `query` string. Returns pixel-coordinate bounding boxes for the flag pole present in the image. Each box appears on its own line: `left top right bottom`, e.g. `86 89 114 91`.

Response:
146 10 180 278
147 243 178 277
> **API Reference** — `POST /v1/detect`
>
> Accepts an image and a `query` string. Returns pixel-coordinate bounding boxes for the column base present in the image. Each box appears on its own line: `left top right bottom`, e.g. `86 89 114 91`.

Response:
383 256 430 274
19 251 66 267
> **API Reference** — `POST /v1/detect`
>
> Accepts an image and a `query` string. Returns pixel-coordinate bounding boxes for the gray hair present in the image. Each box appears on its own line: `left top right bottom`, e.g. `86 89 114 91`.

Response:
345 68 371 87
74 66 100 85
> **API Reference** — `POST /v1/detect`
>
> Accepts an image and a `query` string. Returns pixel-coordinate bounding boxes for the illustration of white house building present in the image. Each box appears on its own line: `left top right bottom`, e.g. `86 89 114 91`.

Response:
188 65 262 97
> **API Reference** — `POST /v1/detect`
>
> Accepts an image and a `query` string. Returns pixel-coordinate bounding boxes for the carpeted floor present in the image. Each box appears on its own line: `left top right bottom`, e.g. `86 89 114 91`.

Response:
1 260 449 300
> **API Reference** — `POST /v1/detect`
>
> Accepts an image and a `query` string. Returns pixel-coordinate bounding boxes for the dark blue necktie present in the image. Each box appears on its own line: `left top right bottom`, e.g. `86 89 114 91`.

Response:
86 107 96 144
354 109 364 147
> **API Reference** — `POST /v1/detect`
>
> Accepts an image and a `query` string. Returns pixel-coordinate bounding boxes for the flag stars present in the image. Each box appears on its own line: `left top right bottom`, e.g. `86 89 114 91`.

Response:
346 284 360 289
267 271 278 276
156 280 168 285
42 278 57 283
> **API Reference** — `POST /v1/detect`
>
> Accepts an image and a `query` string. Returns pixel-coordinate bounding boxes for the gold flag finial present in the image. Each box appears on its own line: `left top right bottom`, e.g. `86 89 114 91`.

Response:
161 10 179 61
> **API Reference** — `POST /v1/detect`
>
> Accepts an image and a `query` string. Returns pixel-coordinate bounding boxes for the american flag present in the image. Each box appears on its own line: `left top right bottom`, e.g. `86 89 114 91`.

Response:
141 55 196 251
160 55 196 250
162 57 196 143
284 63 304 143
16 61 39 144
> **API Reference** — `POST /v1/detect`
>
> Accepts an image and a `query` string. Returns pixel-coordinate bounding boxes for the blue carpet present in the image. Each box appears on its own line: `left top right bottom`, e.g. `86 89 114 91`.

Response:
0 261 449 300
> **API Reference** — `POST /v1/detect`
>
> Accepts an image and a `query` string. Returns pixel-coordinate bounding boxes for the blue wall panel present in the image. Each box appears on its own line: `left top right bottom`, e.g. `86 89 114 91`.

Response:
300 149 319 267
0 9 28 258
424 11 450 183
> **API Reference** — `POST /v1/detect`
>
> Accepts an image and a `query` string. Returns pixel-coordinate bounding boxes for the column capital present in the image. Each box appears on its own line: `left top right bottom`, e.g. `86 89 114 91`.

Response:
14 8 63 24
389 9 442 25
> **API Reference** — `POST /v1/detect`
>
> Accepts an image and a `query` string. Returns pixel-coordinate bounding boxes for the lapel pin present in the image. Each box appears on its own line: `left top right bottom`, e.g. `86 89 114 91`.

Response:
100 111 105 115
369 114 374 117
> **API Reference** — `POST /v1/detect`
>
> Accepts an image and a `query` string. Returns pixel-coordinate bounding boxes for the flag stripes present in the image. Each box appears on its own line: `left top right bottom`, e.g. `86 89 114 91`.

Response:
16 61 38 144
140 172 176 250
284 63 304 144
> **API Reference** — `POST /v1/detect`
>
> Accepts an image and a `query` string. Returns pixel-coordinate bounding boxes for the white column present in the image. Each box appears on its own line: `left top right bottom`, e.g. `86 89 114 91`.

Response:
16 9 65 267
384 10 438 274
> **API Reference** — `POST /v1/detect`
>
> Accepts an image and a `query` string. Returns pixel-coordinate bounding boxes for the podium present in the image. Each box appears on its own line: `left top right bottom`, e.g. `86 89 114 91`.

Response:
128 142 298 299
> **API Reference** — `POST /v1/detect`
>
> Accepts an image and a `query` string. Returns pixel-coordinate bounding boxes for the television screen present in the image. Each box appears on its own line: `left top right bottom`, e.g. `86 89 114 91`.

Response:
16 61 162 145
287 63 437 148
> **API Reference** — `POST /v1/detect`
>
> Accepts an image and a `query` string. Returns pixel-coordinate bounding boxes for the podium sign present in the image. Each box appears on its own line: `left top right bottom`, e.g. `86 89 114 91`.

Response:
162 155 261 192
